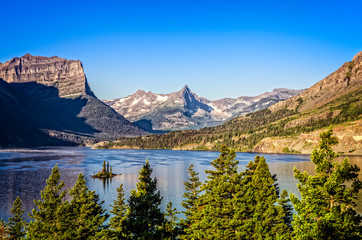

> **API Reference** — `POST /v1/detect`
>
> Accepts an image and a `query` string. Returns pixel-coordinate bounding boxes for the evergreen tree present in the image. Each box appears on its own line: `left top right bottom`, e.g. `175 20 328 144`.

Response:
278 189 293 231
234 156 289 239
102 161 106 172
109 184 129 239
291 127 362 239
180 164 202 239
163 202 180 240
66 173 109 239
126 160 164 239
8 196 25 239
188 145 241 239
0 219 9 239
107 162 110 174
27 164 68 239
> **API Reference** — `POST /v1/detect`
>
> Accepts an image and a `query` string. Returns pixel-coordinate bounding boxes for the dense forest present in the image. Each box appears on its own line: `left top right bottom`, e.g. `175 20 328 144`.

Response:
98 87 362 152
1 129 361 239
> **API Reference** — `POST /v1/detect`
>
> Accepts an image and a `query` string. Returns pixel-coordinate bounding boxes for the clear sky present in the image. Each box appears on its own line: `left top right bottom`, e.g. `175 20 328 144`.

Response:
0 0 361 100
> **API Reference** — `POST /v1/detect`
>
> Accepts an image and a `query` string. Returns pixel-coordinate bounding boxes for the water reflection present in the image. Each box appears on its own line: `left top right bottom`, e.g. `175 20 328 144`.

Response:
0 148 361 220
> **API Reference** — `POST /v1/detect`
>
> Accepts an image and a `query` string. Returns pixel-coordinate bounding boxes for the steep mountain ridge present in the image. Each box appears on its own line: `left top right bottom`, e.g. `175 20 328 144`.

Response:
97 52 362 155
104 85 302 131
270 52 362 113
0 54 147 147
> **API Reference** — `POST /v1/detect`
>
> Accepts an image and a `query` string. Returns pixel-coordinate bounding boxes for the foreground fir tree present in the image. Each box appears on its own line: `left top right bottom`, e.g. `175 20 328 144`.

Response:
27 164 68 239
180 164 202 238
66 173 109 239
0 219 9 239
163 202 180 240
109 184 129 239
8 196 26 239
188 145 241 239
126 160 164 239
291 127 362 239
278 189 293 232
234 156 290 240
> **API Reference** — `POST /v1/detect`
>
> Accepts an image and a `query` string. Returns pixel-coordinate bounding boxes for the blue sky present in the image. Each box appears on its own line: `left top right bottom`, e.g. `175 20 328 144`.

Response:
0 0 361 100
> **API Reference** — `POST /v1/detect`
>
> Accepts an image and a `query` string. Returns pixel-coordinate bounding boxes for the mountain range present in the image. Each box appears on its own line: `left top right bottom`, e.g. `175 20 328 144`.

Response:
104 86 302 131
97 52 362 155
0 54 147 147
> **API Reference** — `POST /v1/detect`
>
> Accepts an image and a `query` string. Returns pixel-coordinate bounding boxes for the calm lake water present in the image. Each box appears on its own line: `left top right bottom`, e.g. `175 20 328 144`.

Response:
0 147 361 220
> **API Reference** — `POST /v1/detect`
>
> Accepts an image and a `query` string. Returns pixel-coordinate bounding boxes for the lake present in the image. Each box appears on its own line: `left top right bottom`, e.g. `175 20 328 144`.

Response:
0 147 361 220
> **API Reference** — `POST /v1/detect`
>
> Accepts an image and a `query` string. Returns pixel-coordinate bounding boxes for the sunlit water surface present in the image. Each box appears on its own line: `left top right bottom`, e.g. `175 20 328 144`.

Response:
0 147 361 220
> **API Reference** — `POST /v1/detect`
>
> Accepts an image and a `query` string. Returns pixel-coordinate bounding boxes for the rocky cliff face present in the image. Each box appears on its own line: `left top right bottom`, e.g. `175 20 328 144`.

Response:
104 85 302 131
0 53 94 98
0 54 148 147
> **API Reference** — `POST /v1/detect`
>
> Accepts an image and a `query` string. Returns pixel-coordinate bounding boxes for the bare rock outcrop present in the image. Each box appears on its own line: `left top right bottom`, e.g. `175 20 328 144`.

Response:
253 119 362 155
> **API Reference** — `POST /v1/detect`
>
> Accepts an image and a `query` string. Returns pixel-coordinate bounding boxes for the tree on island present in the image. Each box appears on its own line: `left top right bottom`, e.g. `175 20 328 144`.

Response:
125 160 164 239
93 161 115 178
291 127 362 239
8 196 26 240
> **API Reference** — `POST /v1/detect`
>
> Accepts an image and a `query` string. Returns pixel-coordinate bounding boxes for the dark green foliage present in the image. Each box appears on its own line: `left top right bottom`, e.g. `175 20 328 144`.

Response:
180 164 202 236
279 190 293 231
27 165 108 239
291 127 362 239
27 164 68 239
234 156 290 240
109 184 128 239
183 146 291 239
93 161 114 178
66 173 108 239
8 196 25 239
163 202 180 240
0 219 9 239
186 145 241 239
126 160 164 239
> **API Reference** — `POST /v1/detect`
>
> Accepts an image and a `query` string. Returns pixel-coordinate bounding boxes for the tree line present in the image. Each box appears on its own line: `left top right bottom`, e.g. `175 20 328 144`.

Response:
1 128 361 239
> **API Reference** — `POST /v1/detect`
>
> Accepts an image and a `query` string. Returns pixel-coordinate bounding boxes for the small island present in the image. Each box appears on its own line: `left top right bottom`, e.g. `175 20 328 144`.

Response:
92 161 119 178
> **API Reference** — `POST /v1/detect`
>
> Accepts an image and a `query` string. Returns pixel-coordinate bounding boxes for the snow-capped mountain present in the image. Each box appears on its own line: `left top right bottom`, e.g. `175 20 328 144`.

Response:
103 85 303 132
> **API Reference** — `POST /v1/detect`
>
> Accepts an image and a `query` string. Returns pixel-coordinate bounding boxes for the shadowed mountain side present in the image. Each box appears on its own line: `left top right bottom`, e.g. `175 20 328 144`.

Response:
0 54 149 147
0 79 75 147
133 119 170 134
0 79 148 147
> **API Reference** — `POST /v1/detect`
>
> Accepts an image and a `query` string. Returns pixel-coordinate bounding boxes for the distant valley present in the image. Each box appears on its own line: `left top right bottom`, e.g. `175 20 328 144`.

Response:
104 86 302 131
97 52 362 155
